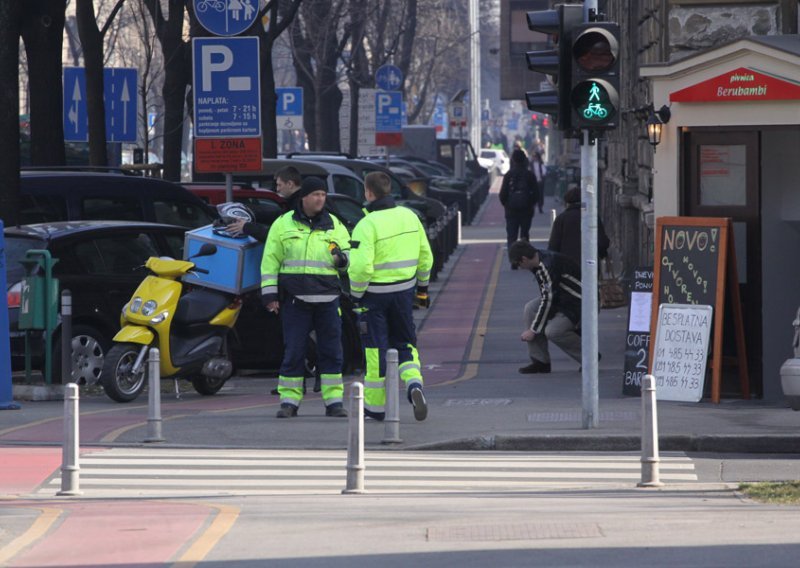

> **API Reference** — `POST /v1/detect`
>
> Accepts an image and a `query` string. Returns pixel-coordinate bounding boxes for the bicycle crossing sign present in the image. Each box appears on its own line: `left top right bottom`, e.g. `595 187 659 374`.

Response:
194 0 259 37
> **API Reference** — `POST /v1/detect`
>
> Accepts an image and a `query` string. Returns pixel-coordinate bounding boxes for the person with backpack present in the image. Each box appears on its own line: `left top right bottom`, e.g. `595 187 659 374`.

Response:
499 149 540 268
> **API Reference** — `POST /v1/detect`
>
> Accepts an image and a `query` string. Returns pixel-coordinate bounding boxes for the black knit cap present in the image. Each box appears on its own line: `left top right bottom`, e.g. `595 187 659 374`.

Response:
295 176 327 200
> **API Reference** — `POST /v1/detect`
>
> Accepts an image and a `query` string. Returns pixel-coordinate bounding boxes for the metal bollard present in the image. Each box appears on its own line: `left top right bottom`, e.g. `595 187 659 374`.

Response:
144 348 165 443
456 210 462 245
638 374 664 487
57 383 82 496
342 382 366 494
61 290 72 383
550 208 557 225
382 349 402 445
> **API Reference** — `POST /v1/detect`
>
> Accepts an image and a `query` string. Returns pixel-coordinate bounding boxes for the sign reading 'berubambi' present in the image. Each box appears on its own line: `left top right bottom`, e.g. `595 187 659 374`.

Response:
651 304 713 403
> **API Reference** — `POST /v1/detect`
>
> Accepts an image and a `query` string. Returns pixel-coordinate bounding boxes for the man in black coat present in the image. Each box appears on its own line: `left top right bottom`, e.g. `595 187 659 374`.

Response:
508 240 583 374
548 184 610 266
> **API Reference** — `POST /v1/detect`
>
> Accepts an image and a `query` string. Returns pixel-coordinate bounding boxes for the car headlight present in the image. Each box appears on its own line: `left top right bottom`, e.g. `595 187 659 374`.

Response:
130 297 142 313
141 300 157 316
149 311 169 324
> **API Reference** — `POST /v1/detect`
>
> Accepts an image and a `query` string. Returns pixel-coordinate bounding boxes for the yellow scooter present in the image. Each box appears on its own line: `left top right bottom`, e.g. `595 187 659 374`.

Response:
101 244 242 402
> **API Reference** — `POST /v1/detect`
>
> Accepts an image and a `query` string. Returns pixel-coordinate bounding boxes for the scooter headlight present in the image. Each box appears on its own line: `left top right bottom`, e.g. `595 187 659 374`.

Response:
149 311 169 324
130 297 143 313
141 300 157 316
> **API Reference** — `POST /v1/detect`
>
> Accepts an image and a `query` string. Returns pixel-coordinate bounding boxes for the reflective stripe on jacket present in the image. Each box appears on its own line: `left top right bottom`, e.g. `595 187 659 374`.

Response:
260 208 351 303
348 197 433 299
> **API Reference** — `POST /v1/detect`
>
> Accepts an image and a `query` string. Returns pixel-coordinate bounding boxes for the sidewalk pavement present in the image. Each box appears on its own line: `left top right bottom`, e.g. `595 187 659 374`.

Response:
2 184 800 453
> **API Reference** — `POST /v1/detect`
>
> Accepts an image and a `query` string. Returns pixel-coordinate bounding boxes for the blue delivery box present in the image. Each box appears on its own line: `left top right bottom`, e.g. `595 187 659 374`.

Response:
183 225 264 294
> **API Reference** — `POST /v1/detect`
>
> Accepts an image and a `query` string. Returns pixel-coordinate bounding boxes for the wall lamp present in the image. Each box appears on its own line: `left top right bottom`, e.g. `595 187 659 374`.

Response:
635 103 671 148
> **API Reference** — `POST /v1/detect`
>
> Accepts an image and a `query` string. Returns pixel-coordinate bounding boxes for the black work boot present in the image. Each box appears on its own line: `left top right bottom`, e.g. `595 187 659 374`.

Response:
276 403 298 418
325 403 348 418
408 385 428 421
364 409 385 421
518 359 551 374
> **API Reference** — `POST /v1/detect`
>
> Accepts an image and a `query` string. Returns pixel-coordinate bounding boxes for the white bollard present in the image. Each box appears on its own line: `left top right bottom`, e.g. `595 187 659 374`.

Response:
57 383 82 496
550 208 557 225
382 349 402 445
457 211 462 245
638 374 664 487
342 382 366 494
144 348 165 443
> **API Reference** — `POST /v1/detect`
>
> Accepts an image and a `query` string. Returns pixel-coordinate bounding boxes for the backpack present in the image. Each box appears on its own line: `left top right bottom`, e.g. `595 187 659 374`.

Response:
507 175 533 210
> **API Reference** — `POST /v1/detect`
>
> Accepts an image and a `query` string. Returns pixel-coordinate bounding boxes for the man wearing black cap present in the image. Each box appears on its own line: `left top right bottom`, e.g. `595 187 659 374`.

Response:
508 240 583 373
260 176 352 418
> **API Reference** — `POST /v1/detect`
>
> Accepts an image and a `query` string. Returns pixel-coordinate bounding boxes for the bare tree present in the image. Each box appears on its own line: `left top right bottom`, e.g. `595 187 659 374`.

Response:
144 0 189 181
290 0 348 150
75 0 127 166
0 0 23 226
21 0 68 166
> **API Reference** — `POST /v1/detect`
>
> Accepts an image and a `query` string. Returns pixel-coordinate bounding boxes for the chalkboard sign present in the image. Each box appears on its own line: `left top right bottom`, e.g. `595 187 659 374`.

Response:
651 304 713 402
622 267 653 396
650 216 749 403
655 221 722 308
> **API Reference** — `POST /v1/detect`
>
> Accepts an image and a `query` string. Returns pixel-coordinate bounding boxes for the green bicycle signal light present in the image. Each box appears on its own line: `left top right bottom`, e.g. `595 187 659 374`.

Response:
570 22 621 130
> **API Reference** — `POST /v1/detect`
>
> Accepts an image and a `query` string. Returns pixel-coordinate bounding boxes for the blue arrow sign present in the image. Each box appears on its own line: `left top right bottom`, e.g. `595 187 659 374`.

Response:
194 0 259 37
105 68 137 143
63 67 138 143
192 37 261 138
375 64 403 91
63 67 88 142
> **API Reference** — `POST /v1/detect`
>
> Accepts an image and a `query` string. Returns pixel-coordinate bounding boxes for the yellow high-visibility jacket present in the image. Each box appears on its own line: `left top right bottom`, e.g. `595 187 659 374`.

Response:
261 208 350 303
348 197 433 299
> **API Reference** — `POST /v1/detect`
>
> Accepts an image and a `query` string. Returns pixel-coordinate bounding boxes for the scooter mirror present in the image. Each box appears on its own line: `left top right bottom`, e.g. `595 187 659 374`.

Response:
191 243 218 259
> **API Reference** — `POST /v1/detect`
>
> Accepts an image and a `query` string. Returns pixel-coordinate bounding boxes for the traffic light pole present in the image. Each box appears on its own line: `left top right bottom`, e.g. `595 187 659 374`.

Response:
580 0 599 430
580 130 599 429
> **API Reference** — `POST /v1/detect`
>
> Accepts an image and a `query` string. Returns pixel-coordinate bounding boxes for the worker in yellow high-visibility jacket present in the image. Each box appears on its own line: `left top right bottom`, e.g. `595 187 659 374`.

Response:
348 171 434 421
261 176 351 419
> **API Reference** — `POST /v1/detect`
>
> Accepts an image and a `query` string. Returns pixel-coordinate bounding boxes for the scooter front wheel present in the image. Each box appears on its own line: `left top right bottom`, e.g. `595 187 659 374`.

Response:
191 375 227 396
101 343 148 402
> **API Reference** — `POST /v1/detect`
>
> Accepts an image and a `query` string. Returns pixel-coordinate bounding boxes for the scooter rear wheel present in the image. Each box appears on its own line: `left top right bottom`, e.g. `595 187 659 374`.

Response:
101 343 147 402
191 375 227 396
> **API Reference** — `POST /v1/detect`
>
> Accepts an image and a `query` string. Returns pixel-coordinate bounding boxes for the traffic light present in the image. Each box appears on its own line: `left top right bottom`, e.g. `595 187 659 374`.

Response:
524 4 582 131
570 22 621 130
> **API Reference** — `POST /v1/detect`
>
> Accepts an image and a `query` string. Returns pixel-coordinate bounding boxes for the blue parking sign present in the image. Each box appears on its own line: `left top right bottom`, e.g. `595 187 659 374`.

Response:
194 0 259 37
276 87 303 130
193 37 261 138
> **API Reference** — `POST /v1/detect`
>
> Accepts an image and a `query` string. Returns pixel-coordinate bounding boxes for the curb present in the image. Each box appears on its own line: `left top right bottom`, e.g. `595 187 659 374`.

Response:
407 434 800 454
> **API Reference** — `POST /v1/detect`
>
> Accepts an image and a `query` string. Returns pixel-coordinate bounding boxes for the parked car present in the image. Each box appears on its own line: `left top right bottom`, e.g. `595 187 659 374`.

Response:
3 221 361 385
477 148 511 175
18 169 217 228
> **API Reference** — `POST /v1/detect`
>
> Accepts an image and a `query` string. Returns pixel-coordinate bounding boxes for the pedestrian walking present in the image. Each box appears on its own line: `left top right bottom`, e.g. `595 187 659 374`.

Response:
348 171 434 422
508 240 584 373
260 176 351 418
548 184 610 266
499 149 540 265
530 151 546 214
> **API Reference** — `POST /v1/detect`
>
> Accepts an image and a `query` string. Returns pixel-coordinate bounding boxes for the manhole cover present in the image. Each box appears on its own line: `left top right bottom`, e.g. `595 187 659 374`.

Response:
444 399 513 407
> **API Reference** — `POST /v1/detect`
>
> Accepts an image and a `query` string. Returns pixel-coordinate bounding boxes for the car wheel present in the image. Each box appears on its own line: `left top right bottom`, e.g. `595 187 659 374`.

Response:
101 343 147 402
53 324 109 385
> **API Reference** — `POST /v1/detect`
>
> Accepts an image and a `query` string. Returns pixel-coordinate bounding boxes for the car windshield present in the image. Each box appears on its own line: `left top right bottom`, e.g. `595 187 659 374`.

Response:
3 235 47 284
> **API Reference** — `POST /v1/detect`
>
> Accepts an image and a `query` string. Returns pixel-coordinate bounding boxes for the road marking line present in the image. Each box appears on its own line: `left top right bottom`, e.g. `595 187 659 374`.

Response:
0 507 62 565
172 503 239 568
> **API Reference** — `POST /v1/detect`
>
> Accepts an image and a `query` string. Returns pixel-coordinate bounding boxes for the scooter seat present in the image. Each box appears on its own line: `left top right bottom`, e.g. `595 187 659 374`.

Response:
174 287 231 325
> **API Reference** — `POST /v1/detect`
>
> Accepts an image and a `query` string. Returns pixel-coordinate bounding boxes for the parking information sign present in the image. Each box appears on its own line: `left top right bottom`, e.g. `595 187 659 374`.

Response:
63 67 138 143
194 0 259 37
192 37 261 138
375 91 402 146
276 87 303 131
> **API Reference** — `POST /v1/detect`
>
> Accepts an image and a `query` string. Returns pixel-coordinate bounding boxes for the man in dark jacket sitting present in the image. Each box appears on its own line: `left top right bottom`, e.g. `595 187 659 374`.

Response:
508 240 583 374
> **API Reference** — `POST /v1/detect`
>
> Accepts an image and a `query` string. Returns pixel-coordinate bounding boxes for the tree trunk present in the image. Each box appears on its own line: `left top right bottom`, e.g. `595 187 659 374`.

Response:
75 0 108 165
0 0 22 226
160 31 188 181
21 0 67 167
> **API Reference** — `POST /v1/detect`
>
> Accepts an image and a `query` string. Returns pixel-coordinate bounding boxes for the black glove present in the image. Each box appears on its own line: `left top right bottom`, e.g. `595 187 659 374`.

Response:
414 286 430 309
329 243 347 268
